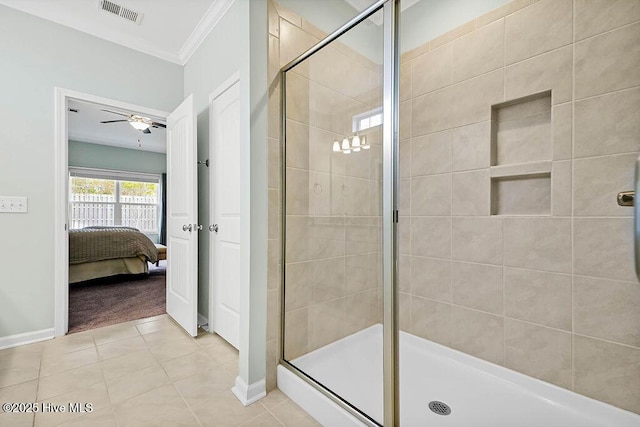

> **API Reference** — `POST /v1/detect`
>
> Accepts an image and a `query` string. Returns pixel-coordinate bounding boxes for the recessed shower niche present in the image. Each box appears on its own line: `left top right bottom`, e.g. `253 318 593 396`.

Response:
490 91 552 216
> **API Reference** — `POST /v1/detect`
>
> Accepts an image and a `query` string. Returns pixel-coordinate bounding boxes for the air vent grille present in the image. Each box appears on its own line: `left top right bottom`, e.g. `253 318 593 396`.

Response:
98 0 143 24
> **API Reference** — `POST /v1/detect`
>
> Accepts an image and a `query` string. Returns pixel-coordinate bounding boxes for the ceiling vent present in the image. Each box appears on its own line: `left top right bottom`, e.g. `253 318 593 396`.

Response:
97 0 143 25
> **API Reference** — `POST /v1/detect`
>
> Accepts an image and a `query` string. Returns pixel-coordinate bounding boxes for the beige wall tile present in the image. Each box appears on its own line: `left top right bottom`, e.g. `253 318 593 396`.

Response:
267 239 281 291
574 88 640 158
452 217 502 265
451 306 504 365
411 257 451 302
268 35 280 86
505 0 572 65
552 160 571 217
451 261 503 315
269 82 281 140
267 289 280 342
411 44 453 97
284 262 314 311
475 0 538 29
400 100 412 140
313 258 345 304
400 61 412 102
399 292 411 332
574 276 640 347
493 92 552 165
344 289 379 336
573 153 636 217
450 69 504 128
412 131 452 176
279 19 316 70
284 308 308 360
399 216 410 255
452 169 490 216
574 218 635 282
412 88 454 136
268 0 279 37
574 335 640 414
552 103 572 160
309 298 346 351
575 22 640 100
452 122 490 172
285 168 309 215
345 218 377 256
285 72 309 124
504 267 572 330
431 20 476 50
503 218 571 273
453 19 504 83
411 297 451 346
400 139 411 178
411 174 452 216
285 216 311 263
492 175 551 216
285 120 309 170
312 217 346 260
411 217 451 259
505 46 572 104
399 255 410 294
575 0 640 41
505 319 572 389
345 253 378 294
399 178 410 214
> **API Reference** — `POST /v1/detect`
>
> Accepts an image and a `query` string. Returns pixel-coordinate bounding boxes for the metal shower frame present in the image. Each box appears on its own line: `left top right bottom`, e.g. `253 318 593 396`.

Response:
279 0 400 425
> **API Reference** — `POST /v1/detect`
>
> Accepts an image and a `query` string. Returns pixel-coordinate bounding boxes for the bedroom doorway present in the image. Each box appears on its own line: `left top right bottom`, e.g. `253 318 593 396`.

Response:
65 97 169 334
54 88 200 338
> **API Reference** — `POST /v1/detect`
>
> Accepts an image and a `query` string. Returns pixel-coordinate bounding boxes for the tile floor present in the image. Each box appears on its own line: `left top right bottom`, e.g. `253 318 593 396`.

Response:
0 314 320 427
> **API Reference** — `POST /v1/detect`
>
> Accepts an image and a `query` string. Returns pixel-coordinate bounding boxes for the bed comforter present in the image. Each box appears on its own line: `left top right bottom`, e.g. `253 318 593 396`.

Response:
69 226 159 265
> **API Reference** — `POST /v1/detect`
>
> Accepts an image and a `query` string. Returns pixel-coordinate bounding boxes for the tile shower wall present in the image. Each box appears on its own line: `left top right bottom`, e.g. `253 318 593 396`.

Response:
266 1 383 391
400 0 640 414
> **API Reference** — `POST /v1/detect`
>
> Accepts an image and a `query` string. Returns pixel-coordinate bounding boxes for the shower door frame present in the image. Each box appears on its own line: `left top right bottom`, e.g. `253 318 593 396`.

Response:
279 1 400 426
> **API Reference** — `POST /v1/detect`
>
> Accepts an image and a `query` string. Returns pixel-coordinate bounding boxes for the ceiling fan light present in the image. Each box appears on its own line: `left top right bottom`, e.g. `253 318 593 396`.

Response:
130 121 150 131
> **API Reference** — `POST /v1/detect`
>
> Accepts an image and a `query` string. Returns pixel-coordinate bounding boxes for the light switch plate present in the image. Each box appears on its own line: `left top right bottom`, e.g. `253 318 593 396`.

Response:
0 197 28 213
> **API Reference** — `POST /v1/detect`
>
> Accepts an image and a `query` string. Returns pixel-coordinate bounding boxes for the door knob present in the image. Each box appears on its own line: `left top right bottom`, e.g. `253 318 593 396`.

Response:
183 224 192 232
209 224 219 233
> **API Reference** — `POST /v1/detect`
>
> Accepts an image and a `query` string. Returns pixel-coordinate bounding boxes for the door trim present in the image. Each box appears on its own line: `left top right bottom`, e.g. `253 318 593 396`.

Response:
54 87 169 337
207 71 240 339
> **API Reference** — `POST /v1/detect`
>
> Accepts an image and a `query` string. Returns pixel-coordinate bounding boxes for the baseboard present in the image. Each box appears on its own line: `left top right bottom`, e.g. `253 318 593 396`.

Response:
198 313 209 331
232 376 266 406
0 328 55 351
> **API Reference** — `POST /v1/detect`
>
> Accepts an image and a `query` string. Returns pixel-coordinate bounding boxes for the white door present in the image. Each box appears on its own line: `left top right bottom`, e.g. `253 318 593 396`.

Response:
166 94 198 337
210 75 241 349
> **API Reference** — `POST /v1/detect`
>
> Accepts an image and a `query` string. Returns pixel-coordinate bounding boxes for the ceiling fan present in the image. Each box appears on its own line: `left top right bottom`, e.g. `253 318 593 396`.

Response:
100 109 166 134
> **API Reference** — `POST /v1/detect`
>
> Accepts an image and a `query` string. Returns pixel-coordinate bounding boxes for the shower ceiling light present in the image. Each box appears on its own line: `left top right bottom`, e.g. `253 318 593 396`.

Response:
361 135 369 149
332 140 341 152
341 137 350 153
352 134 361 152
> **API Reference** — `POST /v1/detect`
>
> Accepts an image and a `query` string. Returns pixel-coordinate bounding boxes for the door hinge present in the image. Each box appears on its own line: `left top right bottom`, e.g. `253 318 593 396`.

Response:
393 210 399 223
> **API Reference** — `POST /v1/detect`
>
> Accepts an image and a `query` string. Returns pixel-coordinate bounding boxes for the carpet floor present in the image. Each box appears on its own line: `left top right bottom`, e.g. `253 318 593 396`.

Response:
68 262 166 334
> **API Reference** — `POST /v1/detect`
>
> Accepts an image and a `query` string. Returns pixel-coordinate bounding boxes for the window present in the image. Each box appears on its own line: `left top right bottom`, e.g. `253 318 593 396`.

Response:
69 168 161 233
352 107 383 133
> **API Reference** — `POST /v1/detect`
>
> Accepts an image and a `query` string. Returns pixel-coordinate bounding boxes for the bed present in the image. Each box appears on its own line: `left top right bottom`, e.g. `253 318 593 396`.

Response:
68 226 159 283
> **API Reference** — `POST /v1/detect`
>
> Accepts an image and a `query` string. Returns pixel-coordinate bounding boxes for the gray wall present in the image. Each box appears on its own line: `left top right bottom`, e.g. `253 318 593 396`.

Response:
183 1 243 320
68 140 167 174
0 5 183 338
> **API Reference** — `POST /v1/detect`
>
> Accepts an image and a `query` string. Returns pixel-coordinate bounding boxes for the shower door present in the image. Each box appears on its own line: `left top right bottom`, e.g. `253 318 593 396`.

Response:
279 1 398 425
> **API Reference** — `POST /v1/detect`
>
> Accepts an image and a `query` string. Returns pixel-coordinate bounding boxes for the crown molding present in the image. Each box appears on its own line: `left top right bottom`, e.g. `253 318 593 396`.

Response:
178 0 236 65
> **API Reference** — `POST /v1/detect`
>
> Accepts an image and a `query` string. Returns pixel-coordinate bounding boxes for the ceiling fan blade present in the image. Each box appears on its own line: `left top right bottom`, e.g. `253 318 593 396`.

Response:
100 120 129 124
151 122 166 128
101 109 131 118
143 128 152 134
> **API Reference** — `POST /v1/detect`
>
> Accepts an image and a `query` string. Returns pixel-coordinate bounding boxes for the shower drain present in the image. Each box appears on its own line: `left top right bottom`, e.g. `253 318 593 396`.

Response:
428 401 451 416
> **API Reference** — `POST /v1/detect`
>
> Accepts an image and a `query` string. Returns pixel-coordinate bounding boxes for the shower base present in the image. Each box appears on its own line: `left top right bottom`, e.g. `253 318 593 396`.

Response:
278 324 640 426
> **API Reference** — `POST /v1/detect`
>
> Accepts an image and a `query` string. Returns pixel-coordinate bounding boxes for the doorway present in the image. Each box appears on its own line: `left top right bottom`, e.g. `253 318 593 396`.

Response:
54 88 199 338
